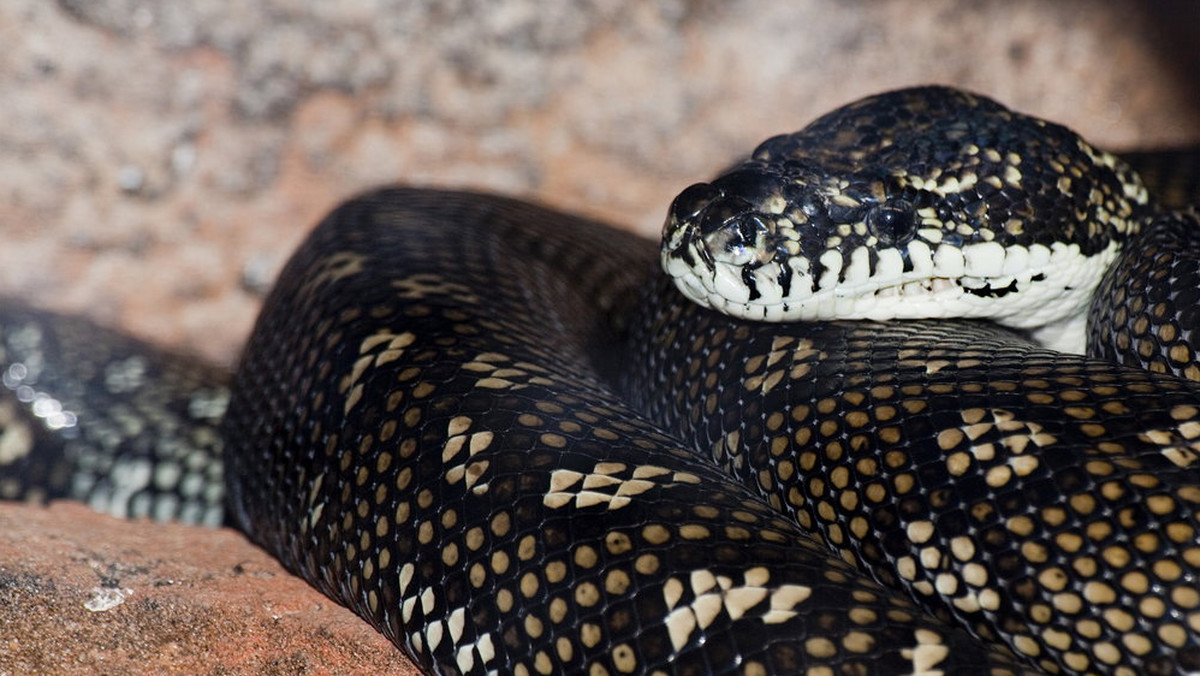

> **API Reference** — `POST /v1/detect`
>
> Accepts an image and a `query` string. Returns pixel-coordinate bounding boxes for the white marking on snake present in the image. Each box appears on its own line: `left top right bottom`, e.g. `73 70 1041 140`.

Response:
455 630 497 674
902 628 951 675
662 567 812 650
543 464 665 510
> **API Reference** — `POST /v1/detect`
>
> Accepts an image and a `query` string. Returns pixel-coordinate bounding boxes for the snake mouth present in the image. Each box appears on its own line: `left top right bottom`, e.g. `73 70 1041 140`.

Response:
875 274 1045 299
665 232 1120 336
874 277 962 298
672 262 1046 319
662 176 1075 321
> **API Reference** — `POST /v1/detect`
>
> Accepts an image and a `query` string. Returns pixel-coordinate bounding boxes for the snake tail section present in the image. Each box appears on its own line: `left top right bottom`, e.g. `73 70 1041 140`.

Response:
221 188 1038 676
0 303 228 525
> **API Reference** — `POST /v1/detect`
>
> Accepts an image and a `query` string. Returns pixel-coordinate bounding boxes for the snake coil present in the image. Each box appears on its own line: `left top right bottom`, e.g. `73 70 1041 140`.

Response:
4 87 1200 675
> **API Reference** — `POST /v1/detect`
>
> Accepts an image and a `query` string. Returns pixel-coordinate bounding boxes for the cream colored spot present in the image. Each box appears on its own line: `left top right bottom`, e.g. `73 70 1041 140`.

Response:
343 384 364 414
420 587 437 614
662 570 811 650
961 563 988 587
543 463 678 511
580 622 603 648
805 637 837 658
632 465 671 479
901 629 949 675
425 618 444 651
1092 641 1121 665
304 251 366 295
611 644 638 673
906 521 935 544
398 562 416 595
575 582 600 607
949 536 975 562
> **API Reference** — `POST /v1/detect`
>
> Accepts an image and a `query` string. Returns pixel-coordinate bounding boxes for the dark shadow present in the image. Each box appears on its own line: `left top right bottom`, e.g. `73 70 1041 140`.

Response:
1137 1 1200 146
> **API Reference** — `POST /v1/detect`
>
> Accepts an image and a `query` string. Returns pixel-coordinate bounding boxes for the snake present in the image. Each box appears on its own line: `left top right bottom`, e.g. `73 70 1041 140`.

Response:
2 85 1200 675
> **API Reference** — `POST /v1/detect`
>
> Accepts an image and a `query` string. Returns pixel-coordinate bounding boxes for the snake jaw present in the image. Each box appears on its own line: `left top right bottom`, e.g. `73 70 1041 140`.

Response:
666 201 1119 353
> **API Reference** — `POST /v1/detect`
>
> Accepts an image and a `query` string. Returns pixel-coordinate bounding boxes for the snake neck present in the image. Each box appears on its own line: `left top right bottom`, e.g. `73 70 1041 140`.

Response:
1030 311 1088 354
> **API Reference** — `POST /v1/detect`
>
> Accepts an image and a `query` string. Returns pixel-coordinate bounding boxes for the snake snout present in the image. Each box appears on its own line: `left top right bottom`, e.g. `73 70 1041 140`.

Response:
667 181 781 269
693 191 775 267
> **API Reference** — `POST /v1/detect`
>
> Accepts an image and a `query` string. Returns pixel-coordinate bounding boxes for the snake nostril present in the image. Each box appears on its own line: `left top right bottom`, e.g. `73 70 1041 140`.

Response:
866 200 916 246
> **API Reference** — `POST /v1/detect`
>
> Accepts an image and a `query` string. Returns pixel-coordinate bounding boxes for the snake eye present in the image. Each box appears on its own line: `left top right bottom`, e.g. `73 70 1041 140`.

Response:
867 201 915 245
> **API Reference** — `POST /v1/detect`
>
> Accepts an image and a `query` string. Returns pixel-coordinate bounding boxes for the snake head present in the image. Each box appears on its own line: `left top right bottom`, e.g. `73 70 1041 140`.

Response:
663 159 916 320
661 86 1154 351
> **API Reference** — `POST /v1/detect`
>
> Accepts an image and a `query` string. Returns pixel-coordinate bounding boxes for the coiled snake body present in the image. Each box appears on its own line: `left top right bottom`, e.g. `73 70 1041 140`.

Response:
4 87 1200 675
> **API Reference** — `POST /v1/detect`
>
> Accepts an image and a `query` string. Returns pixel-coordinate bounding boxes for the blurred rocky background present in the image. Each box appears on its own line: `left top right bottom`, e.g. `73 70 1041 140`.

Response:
1 1 1199 673
1 0 1198 365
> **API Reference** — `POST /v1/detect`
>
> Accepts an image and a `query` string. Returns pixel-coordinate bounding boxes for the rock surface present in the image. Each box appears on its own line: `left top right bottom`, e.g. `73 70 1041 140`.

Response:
0 502 419 675
1 2 1200 674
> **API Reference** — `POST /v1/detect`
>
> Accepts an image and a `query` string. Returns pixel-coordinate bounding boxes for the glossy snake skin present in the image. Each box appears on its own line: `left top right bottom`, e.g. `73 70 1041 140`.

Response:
221 190 1040 675
3 88 1200 675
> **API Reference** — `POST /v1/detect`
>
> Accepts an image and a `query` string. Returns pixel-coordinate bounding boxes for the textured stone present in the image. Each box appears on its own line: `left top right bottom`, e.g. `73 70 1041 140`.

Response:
0 502 419 675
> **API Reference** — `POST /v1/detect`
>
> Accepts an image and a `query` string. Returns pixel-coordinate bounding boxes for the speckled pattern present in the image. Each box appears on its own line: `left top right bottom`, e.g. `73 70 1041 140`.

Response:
1088 207 1200 381
649 87 1200 674
624 278 1200 675
221 189 1041 675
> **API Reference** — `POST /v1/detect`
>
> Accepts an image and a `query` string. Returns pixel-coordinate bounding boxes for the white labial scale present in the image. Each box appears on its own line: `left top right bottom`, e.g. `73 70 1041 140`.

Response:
842 247 873 287
811 249 844 320
843 293 875 319
832 293 857 318
786 254 810 279
961 241 1007 277
1028 243 1052 268
907 240 935 277
875 247 906 281
853 286 964 321
999 244 1029 276
749 262 786 305
816 284 840 320
712 261 751 304
816 249 843 294
931 244 966 277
